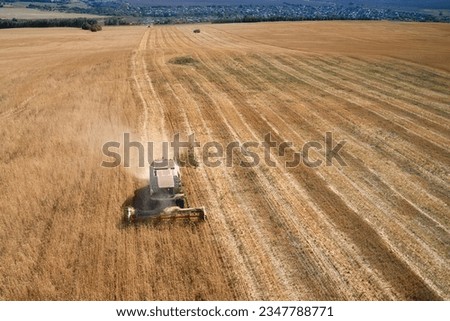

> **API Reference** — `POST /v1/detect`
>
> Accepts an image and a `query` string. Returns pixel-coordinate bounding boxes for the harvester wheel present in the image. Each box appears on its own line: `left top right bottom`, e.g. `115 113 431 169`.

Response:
175 198 185 208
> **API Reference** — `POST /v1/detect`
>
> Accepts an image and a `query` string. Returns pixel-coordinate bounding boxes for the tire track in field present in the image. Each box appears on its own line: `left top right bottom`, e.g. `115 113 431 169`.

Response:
348 56 450 93
166 27 353 299
207 50 449 297
243 53 450 205
180 73 335 299
173 27 446 298
150 27 255 300
320 56 450 102
148 29 290 299
227 52 448 241
127 28 238 300
146 33 262 300
254 54 450 172
199 45 448 227
129 25 448 300
0 93 39 121
172 25 446 298
130 29 169 146
273 55 450 150
204 58 442 297
166 28 396 299
174 26 368 295
312 56 450 114
278 55 450 141
148 34 251 300
229 49 450 230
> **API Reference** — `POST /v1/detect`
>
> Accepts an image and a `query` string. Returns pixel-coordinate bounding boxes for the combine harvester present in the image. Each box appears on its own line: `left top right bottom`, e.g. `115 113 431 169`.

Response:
124 159 206 223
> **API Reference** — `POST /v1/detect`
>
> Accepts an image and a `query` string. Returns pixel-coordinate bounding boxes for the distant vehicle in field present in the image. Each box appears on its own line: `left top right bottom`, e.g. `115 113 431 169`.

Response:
193 29 201 33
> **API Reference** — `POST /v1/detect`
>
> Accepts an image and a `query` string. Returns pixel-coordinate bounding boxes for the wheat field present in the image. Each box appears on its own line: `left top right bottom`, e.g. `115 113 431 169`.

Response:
0 22 449 300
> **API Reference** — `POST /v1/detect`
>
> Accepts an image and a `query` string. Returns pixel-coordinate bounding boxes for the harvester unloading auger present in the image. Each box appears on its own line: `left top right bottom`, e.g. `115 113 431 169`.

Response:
124 159 206 223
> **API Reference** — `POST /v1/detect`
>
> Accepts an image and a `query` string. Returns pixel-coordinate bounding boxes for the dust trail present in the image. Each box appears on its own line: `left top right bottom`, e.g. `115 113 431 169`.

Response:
129 29 172 180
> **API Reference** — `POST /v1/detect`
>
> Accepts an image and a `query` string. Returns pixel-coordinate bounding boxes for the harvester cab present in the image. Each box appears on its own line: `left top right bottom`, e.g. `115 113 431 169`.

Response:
124 159 206 223
149 159 183 205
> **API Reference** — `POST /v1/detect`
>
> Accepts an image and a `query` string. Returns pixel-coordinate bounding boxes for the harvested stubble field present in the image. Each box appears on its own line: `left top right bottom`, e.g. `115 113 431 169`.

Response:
0 21 449 300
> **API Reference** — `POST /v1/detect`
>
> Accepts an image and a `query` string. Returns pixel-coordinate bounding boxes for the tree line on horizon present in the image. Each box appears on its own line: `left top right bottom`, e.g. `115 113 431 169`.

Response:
0 17 98 29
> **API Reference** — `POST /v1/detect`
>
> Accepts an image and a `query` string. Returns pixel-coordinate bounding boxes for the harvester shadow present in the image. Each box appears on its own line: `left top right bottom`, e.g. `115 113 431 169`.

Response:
118 186 158 229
